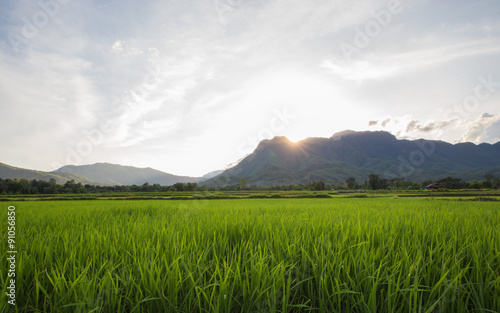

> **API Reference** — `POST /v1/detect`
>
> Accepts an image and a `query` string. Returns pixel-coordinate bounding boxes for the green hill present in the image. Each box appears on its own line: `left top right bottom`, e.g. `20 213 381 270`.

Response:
0 162 98 184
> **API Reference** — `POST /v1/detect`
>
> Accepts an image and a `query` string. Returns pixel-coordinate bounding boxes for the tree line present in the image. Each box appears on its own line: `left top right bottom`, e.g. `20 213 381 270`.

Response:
241 175 499 191
0 174 498 195
0 178 201 195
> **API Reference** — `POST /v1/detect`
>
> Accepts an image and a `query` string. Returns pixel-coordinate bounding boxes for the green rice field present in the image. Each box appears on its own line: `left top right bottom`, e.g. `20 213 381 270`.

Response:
1 198 499 312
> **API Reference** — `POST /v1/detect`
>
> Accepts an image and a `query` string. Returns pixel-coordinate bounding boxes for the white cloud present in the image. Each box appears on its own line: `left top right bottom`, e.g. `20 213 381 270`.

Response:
461 113 500 144
111 40 143 56
111 40 124 53
371 113 500 145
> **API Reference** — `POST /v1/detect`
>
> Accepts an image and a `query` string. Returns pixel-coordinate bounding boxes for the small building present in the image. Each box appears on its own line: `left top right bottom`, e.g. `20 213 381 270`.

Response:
424 183 442 190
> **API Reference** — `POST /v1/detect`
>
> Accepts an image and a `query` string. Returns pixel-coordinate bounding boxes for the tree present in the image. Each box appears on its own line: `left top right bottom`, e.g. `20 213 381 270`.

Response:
389 177 411 190
436 176 467 189
44 178 59 194
485 174 495 183
63 180 85 193
173 183 185 192
7 179 22 194
185 182 198 191
239 178 248 190
0 178 6 194
141 182 151 192
481 180 493 189
368 174 380 190
307 180 325 191
470 181 482 189
368 174 388 190
408 182 421 190
483 174 496 189
316 180 326 191
19 179 32 194
306 181 316 191
346 177 356 190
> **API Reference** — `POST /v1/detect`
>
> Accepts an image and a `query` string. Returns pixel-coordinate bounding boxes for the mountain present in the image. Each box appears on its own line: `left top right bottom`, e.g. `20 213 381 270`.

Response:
202 169 225 180
55 163 204 186
204 131 500 186
0 162 98 184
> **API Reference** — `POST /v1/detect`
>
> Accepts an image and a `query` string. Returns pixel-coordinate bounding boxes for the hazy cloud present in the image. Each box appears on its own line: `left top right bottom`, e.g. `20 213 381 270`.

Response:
405 119 458 133
381 118 391 127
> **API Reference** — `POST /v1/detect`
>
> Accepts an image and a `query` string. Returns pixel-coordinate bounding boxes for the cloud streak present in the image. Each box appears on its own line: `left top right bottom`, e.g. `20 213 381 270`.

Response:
322 38 500 81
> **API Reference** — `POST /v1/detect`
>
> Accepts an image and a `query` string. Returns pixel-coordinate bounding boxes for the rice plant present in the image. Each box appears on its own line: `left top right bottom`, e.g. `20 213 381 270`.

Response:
1 198 499 312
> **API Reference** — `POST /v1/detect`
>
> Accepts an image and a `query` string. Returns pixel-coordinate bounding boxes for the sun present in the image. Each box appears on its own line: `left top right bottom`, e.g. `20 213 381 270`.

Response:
284 135 303 143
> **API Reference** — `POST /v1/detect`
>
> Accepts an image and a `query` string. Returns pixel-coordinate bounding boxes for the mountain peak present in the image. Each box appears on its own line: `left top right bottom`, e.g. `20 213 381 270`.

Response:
269 136 294 143
331 130 359 138
257 136 295 148
331 130 396 141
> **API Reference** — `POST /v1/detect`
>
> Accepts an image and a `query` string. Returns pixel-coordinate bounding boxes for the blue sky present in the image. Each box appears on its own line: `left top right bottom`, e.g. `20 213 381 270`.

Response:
1 0 500 176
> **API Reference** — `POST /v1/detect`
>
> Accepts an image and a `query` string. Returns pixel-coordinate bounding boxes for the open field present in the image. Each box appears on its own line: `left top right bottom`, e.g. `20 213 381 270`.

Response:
1 198 499 312
1 189 499 202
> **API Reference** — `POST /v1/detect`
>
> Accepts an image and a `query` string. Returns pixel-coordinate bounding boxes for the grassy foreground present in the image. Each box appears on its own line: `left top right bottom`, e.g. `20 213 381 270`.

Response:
1 198 499 312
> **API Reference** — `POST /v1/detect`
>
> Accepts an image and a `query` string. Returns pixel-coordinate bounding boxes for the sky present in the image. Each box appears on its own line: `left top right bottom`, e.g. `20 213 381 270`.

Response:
1 0 500 177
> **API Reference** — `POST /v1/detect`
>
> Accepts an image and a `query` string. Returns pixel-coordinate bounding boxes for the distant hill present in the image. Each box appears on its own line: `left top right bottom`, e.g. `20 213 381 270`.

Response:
0 162 97 184
204 131 500 186
55 163 204 186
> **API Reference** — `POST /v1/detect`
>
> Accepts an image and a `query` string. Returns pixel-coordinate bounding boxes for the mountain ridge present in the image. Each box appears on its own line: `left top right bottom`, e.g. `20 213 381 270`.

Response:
0 162 101 185
0 162 207 186
56 163 205 186
204 130 500 186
